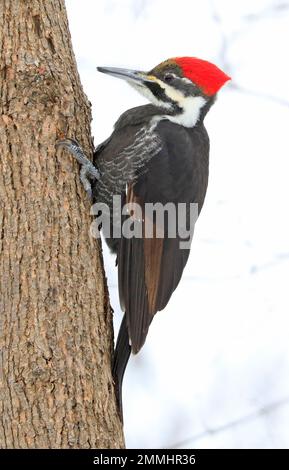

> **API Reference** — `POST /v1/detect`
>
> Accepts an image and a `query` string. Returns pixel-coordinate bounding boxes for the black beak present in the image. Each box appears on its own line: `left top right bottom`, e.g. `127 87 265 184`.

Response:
97 66 155 85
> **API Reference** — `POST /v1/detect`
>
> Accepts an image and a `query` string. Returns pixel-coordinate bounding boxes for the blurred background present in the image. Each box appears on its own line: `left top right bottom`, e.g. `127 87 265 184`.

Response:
66 0 289 448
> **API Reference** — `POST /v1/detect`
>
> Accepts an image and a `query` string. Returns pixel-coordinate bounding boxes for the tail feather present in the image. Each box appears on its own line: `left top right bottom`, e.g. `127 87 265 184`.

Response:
113 313 131 421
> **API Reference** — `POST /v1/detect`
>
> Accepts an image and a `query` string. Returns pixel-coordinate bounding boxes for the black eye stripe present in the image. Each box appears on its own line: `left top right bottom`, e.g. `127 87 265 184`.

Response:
146 82 167 100
145 81 182 113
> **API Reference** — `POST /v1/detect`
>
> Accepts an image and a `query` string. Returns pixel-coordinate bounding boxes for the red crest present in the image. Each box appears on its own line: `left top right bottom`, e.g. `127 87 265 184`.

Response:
173 57 231 96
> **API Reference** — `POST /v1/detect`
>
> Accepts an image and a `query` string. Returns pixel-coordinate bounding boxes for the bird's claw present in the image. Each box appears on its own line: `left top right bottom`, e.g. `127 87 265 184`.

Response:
80 165 93 199
56 137 100 200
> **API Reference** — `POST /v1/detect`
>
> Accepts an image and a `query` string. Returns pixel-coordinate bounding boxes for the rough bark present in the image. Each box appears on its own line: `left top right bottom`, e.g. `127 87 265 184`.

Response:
0 0 124 448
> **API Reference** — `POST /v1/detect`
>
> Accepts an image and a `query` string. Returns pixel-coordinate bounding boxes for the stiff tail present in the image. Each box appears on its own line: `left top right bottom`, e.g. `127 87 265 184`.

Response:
113 313 131 421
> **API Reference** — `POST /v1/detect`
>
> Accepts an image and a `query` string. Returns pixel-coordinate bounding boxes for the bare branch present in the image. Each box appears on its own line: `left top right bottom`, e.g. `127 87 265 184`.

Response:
167 394 289 449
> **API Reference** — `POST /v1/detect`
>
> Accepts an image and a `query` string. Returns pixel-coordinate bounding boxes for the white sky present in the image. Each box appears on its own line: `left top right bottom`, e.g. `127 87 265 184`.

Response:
66 0 289 448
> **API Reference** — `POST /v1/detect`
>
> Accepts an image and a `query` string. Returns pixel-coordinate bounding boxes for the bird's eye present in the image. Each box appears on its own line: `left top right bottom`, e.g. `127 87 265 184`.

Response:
164 73 174 83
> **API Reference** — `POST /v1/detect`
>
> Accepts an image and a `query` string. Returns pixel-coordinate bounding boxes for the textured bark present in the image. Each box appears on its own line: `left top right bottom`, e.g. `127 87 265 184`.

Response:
0 0 124 448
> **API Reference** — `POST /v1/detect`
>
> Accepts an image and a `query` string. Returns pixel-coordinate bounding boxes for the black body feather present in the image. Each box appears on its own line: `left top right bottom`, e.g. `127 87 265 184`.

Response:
92 104 210 417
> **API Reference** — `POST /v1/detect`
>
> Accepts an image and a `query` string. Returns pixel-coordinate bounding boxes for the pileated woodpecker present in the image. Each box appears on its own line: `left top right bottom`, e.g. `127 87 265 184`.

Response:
57 57 230 419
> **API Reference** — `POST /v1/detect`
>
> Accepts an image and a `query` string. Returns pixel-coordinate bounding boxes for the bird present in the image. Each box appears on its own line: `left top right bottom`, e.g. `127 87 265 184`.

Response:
56 56 230 420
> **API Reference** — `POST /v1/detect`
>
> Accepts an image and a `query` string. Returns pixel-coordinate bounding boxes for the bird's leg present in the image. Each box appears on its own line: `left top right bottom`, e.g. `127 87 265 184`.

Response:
56 138 100 200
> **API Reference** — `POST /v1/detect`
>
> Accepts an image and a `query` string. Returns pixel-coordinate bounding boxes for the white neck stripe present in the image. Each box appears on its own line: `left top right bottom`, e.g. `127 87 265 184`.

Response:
165 96 206 128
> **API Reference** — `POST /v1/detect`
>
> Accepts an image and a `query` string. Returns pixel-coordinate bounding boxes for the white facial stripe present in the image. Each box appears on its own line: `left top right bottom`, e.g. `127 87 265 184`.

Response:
130 82 172 110
156 73 191 85
153 78 207 127
165 96 206 127
181 76 193 85
152 77 183 102
130 76 207 128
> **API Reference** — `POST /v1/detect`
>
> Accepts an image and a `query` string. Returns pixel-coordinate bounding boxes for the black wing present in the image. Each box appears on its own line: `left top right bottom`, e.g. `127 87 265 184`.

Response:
118 120 209 354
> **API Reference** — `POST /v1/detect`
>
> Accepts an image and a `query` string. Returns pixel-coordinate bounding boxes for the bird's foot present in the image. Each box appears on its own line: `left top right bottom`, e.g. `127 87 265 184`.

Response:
56 138 100 200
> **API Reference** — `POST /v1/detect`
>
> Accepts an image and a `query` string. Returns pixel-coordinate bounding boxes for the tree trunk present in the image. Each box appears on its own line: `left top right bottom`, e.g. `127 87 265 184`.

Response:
0 0 124 449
